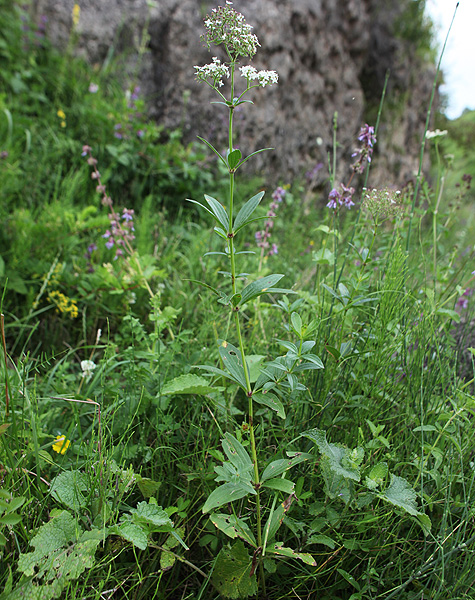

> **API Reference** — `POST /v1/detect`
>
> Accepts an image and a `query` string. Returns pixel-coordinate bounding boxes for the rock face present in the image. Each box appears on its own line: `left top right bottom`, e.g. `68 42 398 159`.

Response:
33 0 437 188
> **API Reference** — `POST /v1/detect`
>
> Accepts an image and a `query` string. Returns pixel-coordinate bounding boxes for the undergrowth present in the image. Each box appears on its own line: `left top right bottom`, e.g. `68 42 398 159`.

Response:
0 2 474 600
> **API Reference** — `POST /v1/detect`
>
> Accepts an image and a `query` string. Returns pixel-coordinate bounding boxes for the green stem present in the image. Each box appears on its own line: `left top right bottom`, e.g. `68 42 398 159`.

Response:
226 59 265 596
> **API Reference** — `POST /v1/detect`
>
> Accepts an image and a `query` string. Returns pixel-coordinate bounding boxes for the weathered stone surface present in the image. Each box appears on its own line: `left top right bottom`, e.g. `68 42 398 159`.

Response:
33 0 436 188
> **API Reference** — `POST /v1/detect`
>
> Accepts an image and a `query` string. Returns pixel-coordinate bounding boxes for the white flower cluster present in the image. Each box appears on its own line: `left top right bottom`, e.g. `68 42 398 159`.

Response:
239 65 279 87
425 129 448 140
194 57 230 87
203 4 260 58
81 359 97 382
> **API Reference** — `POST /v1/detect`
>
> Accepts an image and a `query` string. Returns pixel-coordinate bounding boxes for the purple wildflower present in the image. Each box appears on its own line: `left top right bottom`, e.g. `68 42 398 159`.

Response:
327 188 341 209
352 124 376 174
122 208 134 222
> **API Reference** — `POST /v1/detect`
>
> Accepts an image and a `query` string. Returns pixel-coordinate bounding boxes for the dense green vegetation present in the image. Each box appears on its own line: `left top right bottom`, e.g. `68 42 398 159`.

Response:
1 2 474 599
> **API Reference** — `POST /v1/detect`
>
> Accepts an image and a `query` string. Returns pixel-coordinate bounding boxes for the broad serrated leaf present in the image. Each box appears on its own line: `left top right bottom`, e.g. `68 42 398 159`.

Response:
203 482 256 513
252 391 285 419
267 543 317 566
233 191 265 232
365 462 388 490
161 374 218 396
51 470 88 512
210 513 256 546
218 340 248 390
114 521 148 550
212 541 257 599
377 474 419 516
240 274 285 304
130 501 174 530
204 194 229 231
302 429 362 481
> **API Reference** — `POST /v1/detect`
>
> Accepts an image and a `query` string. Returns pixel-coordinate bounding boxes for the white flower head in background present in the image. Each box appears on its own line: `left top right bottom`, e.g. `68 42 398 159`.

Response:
81 360 97 382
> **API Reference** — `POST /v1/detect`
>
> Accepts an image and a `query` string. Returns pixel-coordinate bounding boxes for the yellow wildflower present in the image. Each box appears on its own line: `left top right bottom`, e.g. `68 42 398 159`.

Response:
48 290 79 319
57 109 66 128
52 435 71 454
72 4 80 28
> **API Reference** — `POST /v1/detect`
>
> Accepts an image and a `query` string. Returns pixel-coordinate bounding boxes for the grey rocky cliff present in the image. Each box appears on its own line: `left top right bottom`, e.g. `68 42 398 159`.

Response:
33 0 436 189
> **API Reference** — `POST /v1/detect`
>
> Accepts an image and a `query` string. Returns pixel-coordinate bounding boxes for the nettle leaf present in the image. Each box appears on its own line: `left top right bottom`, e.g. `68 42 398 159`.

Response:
130 500 174 531
377 474 419 516
16 510 103 599
365 461 388 490
51 470 88 512
161 373 218 396
240 274 285 304
252 391 286 419
212 541 257 599
218 340 248 390
210 513 257 546
233 191 265 233
113 521 148 550
267 542 317 567
302 429 363 481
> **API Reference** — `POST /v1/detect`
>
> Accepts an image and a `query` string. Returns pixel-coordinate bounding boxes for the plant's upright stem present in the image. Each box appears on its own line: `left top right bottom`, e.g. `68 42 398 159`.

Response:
226 59 265 596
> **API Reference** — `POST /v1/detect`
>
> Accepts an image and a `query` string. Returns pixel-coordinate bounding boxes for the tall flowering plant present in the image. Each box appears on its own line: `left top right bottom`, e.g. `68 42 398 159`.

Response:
190 3 322 596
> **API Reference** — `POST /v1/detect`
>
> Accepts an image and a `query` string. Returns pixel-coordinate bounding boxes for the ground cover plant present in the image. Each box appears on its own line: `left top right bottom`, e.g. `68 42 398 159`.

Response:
1 2 475 599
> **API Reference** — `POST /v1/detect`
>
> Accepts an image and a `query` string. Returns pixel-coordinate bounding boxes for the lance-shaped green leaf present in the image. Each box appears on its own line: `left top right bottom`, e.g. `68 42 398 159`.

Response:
195 364 243 387
197 136 227 167
222 433 253 473
210 513 257 547
290 312 302 336
204 194 229 231
240 274 285 304
238 147 274 168
218 340 248 390
227 148 242 171
261 452 314 482
261 478 295 494
233 191 265 233
267 543 317 566
252 391 285 419
203 482 256 513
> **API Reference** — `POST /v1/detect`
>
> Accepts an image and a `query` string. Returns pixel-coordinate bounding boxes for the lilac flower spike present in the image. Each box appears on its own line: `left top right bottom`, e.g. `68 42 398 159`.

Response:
352 124 376 174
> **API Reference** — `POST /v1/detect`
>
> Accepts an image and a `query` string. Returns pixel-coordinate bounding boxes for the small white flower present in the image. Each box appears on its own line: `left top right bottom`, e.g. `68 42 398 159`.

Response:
194 57 230 87
81 360 97 382
240 65 258 80
425 129 448 140
256 69 278 87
